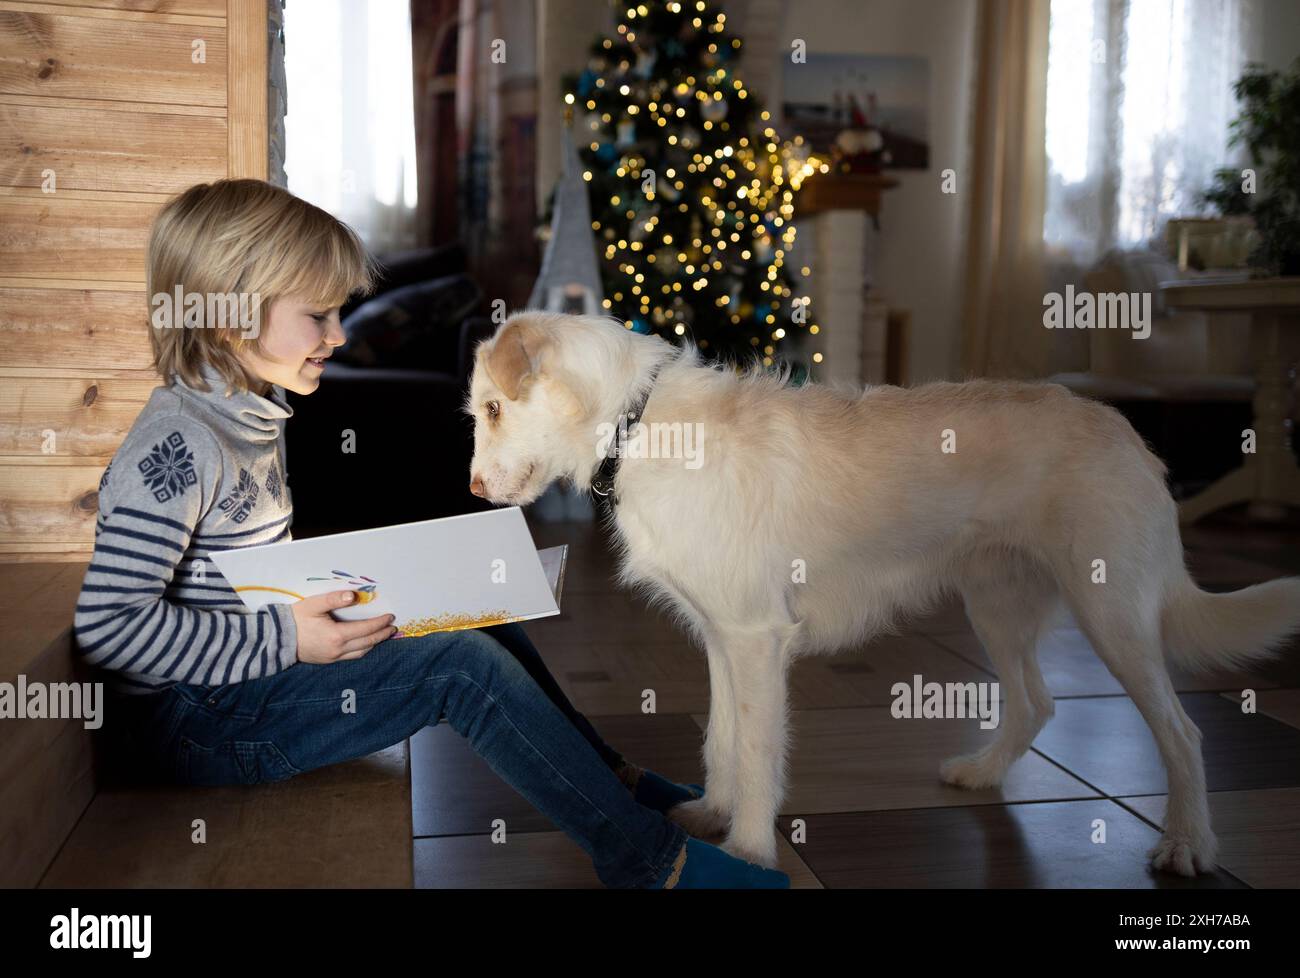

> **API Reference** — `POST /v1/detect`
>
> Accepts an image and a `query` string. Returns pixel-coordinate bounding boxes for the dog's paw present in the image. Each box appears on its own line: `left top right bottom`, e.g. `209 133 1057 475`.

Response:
721 835 779 870
1148 833 1218 877
667 797 730 839
939 751 1007 790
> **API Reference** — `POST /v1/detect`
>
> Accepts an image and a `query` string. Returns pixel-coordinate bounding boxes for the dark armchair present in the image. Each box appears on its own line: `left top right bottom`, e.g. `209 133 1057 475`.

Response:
284 245 498 535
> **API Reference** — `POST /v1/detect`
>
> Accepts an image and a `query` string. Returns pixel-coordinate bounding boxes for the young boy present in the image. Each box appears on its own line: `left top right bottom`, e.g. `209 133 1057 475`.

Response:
73 178 788 890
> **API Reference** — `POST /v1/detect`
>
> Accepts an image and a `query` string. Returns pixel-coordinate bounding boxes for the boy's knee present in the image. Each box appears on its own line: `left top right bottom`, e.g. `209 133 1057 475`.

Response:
410 629 523 685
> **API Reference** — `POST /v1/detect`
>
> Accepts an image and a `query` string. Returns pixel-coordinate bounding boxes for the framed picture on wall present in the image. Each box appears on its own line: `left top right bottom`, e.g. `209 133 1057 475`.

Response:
782 53 931 170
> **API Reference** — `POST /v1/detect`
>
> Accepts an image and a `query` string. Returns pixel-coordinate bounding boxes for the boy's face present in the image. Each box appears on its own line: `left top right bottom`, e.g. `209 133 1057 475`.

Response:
237 294 346 396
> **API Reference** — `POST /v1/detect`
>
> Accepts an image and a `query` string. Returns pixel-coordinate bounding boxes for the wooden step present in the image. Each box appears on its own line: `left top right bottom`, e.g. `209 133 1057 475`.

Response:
0 562 96 887
40 742 412 888
1 561 413 888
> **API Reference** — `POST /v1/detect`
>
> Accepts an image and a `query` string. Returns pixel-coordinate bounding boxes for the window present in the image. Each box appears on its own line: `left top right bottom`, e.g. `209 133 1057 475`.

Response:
1044 0 1252 263
284 0 419 251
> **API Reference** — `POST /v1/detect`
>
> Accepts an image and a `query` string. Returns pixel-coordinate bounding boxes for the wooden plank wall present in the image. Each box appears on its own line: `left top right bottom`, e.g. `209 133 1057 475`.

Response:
0 0 268 561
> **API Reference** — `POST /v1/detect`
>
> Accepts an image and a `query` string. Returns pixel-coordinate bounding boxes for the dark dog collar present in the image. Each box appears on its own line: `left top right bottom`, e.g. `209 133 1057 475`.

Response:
590 349 678 511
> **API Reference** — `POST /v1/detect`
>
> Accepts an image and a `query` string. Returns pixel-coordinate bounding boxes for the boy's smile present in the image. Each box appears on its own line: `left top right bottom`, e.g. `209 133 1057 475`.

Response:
236 294 346 396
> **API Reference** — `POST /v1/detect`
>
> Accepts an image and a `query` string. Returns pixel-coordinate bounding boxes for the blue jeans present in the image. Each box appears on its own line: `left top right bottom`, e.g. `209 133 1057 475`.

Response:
106 622 688 889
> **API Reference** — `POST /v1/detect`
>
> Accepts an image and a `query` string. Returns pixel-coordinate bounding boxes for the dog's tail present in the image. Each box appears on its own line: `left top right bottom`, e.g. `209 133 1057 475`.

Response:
1162 574 1300 673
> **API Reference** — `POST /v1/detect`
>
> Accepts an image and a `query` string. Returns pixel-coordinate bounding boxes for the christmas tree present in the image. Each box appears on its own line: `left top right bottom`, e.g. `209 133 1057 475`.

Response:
561 0 828 368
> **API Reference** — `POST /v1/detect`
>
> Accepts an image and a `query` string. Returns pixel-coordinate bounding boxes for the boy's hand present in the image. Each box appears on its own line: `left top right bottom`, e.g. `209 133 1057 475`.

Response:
291 590 397 664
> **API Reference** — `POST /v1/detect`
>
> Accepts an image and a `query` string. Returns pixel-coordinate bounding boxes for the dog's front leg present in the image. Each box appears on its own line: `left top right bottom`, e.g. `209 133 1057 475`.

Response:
716 624 794 869
667 632 739 840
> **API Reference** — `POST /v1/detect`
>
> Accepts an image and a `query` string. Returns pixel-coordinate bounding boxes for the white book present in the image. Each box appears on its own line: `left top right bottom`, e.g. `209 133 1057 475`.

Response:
209 506 566 638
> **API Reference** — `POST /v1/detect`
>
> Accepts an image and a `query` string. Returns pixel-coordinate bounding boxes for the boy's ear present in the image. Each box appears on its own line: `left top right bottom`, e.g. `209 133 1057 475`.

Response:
485 317 552 401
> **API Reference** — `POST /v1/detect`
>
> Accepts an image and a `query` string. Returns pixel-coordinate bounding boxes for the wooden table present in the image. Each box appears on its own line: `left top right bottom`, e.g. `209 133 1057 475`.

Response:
1161 276 1300 523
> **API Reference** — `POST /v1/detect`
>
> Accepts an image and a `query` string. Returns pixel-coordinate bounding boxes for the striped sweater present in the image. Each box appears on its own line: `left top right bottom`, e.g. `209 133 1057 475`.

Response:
74 362 300 696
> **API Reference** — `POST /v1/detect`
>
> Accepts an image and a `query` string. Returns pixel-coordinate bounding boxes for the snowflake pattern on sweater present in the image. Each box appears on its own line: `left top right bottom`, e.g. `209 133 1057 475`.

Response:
265 461 284 507
137 431 198 503
218 467 260 523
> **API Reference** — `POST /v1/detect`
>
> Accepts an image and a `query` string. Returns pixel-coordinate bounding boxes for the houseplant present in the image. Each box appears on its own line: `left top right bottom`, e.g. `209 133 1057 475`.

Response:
1201 58 1300 276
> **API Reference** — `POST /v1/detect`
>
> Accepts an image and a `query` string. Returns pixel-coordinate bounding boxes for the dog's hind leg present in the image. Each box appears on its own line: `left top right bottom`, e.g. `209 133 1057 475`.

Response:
940 552 1058 789
1066 585 1217 877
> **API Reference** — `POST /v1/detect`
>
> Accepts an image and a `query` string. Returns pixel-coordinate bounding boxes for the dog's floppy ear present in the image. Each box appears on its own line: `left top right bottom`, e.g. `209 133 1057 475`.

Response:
484 317 552 401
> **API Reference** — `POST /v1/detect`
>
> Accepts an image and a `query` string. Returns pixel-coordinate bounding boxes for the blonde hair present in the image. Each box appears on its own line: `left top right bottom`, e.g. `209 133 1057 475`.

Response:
146 179 378 393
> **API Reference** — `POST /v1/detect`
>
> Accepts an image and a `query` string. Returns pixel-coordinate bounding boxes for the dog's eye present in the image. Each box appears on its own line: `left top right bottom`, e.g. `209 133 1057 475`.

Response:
486 400 500 420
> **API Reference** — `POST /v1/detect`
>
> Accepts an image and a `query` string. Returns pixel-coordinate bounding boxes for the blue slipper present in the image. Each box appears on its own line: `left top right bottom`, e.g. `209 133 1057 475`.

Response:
650 838 790 889
618 763 703 813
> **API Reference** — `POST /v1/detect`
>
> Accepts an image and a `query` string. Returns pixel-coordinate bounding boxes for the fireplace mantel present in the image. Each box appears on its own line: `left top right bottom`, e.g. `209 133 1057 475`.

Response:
799 172 901 220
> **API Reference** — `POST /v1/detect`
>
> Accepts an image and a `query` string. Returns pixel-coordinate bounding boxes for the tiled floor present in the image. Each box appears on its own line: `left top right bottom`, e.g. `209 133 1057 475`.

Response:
411 507 1300 888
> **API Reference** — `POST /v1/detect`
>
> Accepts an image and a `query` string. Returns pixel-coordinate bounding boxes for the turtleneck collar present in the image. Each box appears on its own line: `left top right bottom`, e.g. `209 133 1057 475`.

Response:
173 361 293 444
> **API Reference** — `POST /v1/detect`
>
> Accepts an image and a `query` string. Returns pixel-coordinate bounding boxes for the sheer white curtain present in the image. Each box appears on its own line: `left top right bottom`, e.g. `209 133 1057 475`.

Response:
1044 0 1255 264
283 0 419 252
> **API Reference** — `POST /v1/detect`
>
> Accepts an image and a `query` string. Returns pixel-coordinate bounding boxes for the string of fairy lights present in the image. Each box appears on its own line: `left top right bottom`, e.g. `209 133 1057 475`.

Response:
561 0 829 367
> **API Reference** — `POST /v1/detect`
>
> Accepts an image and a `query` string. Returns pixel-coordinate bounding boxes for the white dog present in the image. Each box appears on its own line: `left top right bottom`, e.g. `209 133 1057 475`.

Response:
466 312 1300 877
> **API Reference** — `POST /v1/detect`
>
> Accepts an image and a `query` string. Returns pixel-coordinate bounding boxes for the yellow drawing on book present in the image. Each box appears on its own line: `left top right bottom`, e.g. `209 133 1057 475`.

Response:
233 570 515 638
234 585 379 603
236 569 380 605
397 610 521 638
235 585 306 600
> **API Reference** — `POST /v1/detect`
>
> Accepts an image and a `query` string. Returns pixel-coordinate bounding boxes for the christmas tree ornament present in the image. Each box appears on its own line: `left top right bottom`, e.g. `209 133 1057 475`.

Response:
699 97 729 123
635 48 657 79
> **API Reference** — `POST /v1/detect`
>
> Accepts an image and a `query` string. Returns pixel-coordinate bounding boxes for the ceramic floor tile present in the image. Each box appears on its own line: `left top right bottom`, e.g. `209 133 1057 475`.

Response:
788 633 1000 710
535 640 712 716
686 706 1098 816
410 713 707 837
777 800 1244 888
933 624 1125 698
1122 788 1300 888
1219 688 1300 731
525 591 687 647
415 830 605 888
414 827 822 888
1032 693 1300 796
